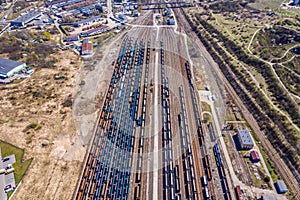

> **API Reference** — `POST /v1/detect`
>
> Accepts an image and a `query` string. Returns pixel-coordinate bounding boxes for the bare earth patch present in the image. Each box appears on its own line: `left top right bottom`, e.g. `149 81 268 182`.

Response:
0 50 85 200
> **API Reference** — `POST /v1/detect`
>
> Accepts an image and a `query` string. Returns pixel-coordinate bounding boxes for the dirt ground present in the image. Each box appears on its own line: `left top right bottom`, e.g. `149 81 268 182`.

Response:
0 27 125 199
0 50 85 199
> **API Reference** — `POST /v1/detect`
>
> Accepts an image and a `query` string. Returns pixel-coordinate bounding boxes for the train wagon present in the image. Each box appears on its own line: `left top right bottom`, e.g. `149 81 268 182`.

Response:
204 186 210 199
76 191 83 200
90 182 96 196
235 185 242 200
84 166 90 178
136 171 141 183
134 185 141 199
101 182 107 197
80 178 86 191
202 175 208 186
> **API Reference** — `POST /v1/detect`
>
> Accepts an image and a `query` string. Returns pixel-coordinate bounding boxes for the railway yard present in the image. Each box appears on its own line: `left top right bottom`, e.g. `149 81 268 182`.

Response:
73 7 236 197
72 5 296 200
71 2 299 200
1 0 300 199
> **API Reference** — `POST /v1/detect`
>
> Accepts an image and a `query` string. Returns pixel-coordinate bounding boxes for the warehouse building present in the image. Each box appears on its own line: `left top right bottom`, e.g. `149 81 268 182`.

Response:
0 58 26 79
11 11 42 27
275 180 288 194
237 129 254 150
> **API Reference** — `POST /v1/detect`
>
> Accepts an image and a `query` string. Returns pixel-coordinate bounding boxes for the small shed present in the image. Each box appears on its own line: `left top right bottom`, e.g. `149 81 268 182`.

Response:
250 150 260 163
275 180 288 194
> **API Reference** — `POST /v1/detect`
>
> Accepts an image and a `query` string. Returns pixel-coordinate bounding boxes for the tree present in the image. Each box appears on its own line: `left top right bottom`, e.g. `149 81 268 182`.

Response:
264 176 270 183
43 31 51 41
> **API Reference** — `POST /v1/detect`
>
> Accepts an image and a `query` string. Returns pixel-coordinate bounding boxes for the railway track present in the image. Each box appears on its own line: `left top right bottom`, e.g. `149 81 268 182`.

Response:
74 9 242 200
75 37 153 199
173 6 300 199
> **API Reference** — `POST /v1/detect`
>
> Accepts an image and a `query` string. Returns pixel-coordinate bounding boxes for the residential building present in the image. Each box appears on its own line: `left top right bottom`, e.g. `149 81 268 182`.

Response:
65 34 79 42
81 40 93 55
237 129 254 150
11 11 42 26
275 180 288 194
0 58 26 79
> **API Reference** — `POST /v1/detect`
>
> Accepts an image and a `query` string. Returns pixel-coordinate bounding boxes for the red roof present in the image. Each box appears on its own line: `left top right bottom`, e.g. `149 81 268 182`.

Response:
82 42 93 54
250 150 260 161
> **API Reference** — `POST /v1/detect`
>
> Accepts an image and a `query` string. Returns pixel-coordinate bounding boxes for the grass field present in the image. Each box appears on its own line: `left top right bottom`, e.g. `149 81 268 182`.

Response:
248 0 284 10
0 140 33 197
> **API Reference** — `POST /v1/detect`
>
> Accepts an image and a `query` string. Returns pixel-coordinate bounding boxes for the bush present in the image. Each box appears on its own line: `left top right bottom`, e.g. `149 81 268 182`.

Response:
264 176 271 183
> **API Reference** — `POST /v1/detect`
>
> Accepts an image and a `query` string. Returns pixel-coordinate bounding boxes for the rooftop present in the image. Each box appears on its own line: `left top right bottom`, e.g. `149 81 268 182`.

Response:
74 16 102 25
66 34 79 39
0 58 24 74
82 42 93 52
250 150 260 160
238 129 254 145
276 180 288 191
262 195 277 200
12 11 42 23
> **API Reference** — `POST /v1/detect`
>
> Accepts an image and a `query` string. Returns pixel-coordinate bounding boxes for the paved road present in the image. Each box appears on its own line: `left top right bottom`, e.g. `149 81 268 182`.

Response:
152 26 160 200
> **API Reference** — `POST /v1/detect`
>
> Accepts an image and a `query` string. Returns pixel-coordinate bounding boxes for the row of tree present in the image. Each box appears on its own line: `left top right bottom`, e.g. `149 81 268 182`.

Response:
185 12 300 178
195 14 300 127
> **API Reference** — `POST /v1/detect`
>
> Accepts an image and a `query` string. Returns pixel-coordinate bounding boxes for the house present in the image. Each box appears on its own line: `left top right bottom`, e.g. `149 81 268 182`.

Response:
250 150 260 163
275 180 288 194
65 34 79 42
0 58 27 79
237 129 254 150
81 40 93 55
11 11 42 27
167 19 175 25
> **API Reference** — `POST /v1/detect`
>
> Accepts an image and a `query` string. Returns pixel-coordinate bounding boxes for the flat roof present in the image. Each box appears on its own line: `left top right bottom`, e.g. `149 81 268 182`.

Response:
0 58 24 74
82 42 92 52
12 11 42 24
276 180 287 190
262 195 277 200
238 129 254 145
74 16 101 25
250 150 260 160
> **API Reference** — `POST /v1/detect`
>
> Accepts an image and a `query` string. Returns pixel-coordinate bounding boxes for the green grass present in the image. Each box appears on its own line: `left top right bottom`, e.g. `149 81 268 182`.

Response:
250 133 280 182
201 102 212 112
203 113 212 123
0 140 33 197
